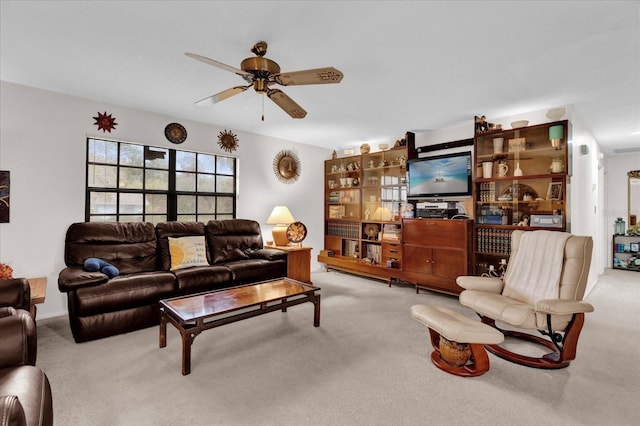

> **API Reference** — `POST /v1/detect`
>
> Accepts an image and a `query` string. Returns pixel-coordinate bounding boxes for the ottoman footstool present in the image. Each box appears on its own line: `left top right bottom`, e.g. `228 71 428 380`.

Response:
410 304 504 377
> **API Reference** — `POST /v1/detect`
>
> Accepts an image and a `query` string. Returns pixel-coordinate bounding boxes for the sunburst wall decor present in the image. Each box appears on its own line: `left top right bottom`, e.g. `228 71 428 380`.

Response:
93 111 118 133
273 150 301 184
218 130 239 152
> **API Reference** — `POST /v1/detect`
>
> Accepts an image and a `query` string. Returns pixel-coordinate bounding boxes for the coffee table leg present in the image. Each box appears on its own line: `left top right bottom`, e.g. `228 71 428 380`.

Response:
313 294 321 327
159 309 167 348
182 331 195 375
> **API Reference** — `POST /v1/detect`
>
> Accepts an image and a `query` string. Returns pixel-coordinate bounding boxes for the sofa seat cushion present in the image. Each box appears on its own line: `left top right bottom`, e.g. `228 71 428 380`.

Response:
172 265 233 293
223 259 287 284
0 366 53 426
73 272 176 317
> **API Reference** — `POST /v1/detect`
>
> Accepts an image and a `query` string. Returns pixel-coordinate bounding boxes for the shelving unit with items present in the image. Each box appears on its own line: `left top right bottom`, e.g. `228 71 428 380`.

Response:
612 234 640 272
319 145 411 284
473 120 571 275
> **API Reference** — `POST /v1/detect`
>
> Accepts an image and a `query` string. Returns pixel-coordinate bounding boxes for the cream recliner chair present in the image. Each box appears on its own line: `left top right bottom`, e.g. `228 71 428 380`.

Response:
457 230 593 369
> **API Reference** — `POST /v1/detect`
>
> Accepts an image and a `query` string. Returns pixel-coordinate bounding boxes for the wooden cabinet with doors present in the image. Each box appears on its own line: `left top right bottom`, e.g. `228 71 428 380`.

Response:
401 218 473 295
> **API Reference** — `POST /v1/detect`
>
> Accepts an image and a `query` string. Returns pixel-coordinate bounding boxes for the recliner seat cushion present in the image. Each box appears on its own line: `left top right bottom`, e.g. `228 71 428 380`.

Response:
222 259 286 284
460 290 536 328
172 265 233 293
72 272 176 316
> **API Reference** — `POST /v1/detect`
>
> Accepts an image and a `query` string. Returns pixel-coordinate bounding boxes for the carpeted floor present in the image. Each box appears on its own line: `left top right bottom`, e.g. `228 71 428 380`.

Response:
36 269 640 426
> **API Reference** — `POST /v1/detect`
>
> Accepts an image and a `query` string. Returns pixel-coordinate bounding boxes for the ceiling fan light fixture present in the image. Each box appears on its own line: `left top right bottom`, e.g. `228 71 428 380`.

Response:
253 79 269 93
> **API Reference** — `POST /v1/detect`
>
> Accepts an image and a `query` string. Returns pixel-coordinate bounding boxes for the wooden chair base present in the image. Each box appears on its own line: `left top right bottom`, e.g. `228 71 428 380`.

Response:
427 328 491 377
481 313 585 369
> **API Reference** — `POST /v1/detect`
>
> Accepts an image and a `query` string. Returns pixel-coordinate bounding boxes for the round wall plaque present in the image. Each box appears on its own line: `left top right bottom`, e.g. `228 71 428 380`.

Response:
273 149 301 184
164 123 187 144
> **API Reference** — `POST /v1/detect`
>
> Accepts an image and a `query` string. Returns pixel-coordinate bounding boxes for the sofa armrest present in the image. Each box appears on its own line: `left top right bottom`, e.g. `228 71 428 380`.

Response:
0 395 27 426
0 308 37 368
456 276 504 293
535 299 595 315
0 278 31 311
58 267 108 292
250 248 287 262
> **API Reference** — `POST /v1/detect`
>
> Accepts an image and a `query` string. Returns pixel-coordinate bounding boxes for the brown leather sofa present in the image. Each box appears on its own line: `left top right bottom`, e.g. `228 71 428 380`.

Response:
0 278 54 426
58 219 287 343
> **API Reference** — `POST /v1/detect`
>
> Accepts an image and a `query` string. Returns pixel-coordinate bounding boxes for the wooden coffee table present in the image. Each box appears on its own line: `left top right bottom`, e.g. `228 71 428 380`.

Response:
159 278 321 375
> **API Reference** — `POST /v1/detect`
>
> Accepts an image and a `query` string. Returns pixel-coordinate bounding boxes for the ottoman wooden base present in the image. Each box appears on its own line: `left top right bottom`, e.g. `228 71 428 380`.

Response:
411 304 504 377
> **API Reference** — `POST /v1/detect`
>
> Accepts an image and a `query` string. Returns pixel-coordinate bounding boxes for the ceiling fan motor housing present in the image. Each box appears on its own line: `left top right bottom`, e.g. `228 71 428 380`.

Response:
241 57 280 93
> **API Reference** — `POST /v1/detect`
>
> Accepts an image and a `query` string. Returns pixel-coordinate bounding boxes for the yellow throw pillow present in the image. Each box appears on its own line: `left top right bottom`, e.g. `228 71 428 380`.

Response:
168 236 209 271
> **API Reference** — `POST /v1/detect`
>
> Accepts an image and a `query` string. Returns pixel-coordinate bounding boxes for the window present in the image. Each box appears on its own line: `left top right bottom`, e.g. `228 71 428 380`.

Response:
86 138 236 223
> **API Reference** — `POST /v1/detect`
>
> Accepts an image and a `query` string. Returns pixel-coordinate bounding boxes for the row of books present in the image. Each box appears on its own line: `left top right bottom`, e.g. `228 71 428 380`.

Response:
476 227 512 255
382 223 401 241
364 243 382 264
343 240 360 257
327 221 359 239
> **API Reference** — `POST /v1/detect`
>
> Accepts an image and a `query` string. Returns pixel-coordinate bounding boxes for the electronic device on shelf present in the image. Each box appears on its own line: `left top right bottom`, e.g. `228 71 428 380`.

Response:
407 151 472 199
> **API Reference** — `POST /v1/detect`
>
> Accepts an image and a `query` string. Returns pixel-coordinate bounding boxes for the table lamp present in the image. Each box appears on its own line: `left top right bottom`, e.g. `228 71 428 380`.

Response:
549 125 564 150
267 205 295 246
371 206 392 221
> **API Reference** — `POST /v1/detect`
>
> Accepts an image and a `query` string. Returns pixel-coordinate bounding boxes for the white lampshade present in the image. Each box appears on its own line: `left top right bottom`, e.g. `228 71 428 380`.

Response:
371 207 392 221
267 206 295 246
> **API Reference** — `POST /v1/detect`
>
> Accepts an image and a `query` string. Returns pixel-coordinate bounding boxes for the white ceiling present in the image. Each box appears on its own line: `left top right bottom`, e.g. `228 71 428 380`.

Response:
1 1 639 155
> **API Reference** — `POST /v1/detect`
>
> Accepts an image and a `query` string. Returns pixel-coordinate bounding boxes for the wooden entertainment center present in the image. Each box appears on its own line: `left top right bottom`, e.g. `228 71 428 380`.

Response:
318 121 570 295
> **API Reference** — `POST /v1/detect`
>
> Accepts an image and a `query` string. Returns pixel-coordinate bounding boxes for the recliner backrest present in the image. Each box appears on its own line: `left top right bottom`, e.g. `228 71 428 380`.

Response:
64 222 158 275
205 219 264 264
508 230 593 302
155 222 207 271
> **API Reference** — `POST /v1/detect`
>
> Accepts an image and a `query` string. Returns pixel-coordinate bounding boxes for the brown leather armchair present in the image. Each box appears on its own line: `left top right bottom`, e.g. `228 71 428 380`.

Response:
0 278 31 311
0 279 53 426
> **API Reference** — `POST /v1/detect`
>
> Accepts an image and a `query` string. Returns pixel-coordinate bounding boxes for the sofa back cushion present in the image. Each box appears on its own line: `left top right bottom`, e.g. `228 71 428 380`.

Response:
155 222 207 271
206 219 264 264
64 222 157 275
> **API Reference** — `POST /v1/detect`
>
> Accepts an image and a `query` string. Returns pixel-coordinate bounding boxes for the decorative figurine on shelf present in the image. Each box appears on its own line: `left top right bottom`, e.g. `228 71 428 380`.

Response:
331 150 337 159
475 115 489 134
517 215 529 227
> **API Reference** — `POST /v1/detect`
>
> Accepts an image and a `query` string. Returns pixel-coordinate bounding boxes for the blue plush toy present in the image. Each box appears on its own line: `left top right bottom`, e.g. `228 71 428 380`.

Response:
84 258 120 279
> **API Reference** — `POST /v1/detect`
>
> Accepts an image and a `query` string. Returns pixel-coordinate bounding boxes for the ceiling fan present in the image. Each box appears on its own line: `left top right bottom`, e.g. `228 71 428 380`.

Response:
185 41 343 119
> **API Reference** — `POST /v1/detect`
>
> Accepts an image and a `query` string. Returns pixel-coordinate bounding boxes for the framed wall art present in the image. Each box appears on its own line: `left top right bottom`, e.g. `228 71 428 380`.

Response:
547 182 563 201
0 171 9 223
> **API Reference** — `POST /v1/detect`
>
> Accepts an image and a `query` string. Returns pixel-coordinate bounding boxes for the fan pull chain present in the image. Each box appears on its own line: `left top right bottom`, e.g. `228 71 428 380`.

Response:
261 94 265 121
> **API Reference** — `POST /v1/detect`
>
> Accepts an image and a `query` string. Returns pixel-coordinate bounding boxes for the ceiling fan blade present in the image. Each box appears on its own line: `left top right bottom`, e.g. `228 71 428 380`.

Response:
195 85 250 107
267 89 307 119
185 52 253 81
274 67 343 86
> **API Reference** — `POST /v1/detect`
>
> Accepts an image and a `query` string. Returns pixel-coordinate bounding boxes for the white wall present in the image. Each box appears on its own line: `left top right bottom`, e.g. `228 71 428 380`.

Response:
0 81 331 319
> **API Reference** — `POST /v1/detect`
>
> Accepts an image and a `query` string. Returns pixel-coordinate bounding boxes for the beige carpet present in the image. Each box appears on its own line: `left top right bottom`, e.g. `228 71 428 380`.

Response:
36 269 640 426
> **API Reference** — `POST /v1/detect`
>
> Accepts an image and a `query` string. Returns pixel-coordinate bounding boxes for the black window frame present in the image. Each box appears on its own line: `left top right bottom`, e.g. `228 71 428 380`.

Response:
85 137 237 223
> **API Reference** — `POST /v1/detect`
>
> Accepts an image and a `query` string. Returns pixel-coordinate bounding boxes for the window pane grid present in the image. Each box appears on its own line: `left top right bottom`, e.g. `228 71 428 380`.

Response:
86 138 236 222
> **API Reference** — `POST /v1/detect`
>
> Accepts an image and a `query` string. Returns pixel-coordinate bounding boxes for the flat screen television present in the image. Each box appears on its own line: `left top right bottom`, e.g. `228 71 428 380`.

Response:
407 151 472 199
